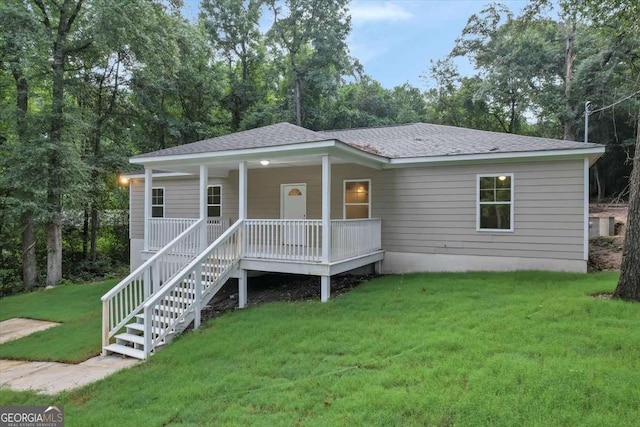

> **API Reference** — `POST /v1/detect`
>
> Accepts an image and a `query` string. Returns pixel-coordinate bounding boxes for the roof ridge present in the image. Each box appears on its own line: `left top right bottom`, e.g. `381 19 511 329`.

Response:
321 122 418 133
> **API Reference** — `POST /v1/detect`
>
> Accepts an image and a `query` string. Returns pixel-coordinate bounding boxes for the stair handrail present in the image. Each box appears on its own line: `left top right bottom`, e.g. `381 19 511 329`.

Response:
101 218 206 352
141 219 244 358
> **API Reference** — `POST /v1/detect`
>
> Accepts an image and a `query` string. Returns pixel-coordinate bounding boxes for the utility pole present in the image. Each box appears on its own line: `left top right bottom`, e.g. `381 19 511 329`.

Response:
584 100 592 143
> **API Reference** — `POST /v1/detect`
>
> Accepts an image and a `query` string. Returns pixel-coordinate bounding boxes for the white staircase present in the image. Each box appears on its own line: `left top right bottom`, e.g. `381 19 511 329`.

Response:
102 220 243 360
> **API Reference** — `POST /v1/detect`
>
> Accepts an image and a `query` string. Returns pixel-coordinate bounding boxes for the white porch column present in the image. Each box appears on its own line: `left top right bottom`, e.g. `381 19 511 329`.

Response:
321 276 330 302
199 164 208 250
238 269 247 308
321 155 331 263
143 168 153 251
239 161 247 219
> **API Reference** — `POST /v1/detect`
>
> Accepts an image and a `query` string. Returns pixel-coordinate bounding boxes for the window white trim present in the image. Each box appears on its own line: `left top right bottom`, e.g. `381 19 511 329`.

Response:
151 187 165 218
476 174 514 232
207 185 222 218
343 179 372 219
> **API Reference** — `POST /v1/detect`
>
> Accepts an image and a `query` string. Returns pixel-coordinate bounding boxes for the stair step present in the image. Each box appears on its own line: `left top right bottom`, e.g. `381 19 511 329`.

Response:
116 332 166 347
153 304 187 314
126 322 167 336
104 343 145 360
115 332 145 346
163 295 196 304
134 313 182 325
183 278 218 286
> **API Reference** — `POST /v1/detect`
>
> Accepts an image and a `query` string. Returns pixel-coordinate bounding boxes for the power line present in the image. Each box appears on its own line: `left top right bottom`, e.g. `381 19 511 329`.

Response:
589 90 640 115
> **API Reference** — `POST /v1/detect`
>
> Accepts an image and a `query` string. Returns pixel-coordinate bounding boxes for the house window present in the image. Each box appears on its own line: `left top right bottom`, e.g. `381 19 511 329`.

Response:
477 174 513 231
207 185 222 217
151 187 164 218
344 179 371 219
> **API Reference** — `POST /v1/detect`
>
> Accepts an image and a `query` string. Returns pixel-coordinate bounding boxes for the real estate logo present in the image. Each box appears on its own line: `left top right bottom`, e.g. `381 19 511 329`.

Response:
0 406 64 427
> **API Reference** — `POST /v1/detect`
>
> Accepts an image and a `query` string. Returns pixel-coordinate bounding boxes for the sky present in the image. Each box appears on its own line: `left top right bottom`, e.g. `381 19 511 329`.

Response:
347 0 529 88
184 0 530 89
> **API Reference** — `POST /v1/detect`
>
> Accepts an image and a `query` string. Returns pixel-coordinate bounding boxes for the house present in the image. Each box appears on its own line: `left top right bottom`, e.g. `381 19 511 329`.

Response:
102 122 605 359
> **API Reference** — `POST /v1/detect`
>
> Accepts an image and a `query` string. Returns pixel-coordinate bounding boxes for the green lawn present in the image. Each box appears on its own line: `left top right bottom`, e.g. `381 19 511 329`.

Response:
1 271 639 427
0 279 117 363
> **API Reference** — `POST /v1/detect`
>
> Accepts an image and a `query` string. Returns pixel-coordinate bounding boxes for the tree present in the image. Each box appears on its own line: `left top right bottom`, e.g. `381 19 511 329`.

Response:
266 0 353 127
533 0 639 300
450 5 532 133
1 3 40 289
31 0 88 286
614 116 640 301
129 14 226 152
423 59 506 132
200 0 265 130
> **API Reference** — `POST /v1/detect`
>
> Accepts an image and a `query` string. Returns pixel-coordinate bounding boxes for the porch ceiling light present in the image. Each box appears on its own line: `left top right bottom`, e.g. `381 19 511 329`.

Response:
118 175 129 186
260 160 270 166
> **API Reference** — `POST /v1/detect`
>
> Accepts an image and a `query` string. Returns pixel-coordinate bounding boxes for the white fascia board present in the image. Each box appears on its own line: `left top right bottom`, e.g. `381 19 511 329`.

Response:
129 139 389 169
331 142 388 168
385 147 606 167
126 172 194 179
130 140 339 166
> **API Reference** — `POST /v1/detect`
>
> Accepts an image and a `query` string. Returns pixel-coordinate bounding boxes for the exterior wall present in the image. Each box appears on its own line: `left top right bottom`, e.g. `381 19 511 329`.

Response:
130 238 144 271
129 158 586 272
382 252 585 274
130 175 237 239
377 159 586 266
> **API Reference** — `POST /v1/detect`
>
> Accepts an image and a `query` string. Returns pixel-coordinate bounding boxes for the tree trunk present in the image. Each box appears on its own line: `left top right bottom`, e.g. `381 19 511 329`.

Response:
563 20 577 141
90 205 99 262
21 212 38 290
82 208 89 260
46 225 62 286
46 31 65 286
613 116 640 301
43 0 85 285
294 77 302 126
594 164 605 202
11 41 39 290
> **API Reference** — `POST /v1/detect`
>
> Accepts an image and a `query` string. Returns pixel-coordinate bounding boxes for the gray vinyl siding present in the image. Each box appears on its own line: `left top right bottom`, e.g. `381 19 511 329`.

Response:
129 176 236 239
377 159 585 260
130 179 144 239
129 158 585 261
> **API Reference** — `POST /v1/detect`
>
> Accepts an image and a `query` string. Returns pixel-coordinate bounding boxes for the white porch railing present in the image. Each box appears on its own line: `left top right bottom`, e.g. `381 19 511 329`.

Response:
148 218 198 251
148 217 229 251
207 218 229 244
331 219 382 262
142 219 244 358
244 219 323 262
101 219 205 352
242 218 381 263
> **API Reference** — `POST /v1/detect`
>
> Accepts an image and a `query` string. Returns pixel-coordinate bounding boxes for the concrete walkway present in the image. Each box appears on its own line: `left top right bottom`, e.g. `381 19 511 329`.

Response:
0 318 59 344
0 318 139 395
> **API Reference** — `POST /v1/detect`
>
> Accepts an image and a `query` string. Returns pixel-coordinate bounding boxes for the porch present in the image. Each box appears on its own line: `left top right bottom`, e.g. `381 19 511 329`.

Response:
136 151 387 284
148 218 382 276
103 147 385 359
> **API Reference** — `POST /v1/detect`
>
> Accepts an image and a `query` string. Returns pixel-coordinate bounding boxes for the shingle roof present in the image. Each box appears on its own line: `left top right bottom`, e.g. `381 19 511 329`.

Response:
133 122 328 159
322 123 601 158
133 121 602 160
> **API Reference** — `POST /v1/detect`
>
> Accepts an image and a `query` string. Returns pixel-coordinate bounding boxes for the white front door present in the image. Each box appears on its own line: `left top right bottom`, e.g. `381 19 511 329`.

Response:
281 183 307 245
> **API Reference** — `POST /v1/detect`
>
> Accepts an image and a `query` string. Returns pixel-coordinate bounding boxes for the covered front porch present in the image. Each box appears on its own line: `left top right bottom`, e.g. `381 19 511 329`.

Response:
134 144 385 302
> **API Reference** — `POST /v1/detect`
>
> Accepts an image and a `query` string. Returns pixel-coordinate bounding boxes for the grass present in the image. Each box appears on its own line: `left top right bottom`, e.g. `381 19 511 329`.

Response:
0 279 117 363
1 271 639 426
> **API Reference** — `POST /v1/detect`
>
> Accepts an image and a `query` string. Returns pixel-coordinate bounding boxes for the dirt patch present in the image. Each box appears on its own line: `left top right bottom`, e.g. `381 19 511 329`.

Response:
589 237 624 272
199 274 373 323
588 203 628 272
591 291 614 300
